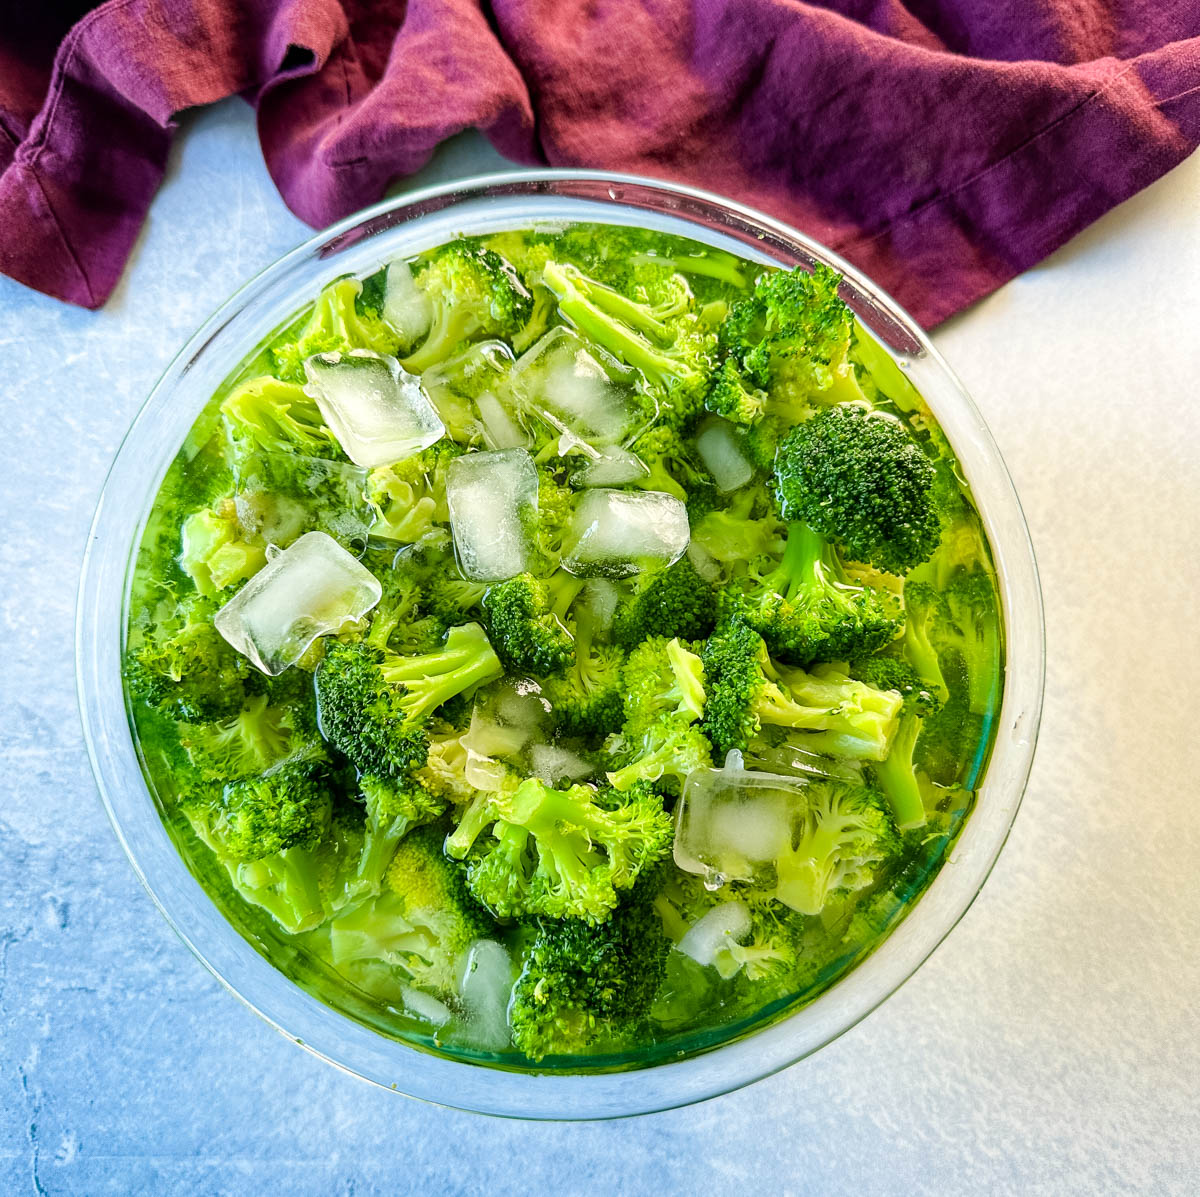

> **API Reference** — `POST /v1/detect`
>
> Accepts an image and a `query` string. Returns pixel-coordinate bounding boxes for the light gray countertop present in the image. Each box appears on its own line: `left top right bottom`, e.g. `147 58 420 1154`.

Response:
2 99 1197 1195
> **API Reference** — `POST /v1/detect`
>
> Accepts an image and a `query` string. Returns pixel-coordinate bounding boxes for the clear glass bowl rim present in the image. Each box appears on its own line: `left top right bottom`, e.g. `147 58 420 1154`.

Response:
76 168 1045 1121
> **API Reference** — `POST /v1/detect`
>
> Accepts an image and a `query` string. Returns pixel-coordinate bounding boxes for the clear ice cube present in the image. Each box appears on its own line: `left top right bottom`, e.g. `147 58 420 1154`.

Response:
455 939 514 1052
561 488 690 578
422 341 519 444
694 417 754 493
302 349 445 468
570 446 650 488
446 448 538 582
382 259 432 346
233 453 372 553
673 751 810 888
510 327 645 456
213 530 382 675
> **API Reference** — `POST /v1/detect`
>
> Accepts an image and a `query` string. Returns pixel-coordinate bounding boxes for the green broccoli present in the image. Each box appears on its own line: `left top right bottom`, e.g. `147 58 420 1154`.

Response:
352 773 447 898
610 556 718 647
773 403 940 575
445 777 672 922
540 588 627 738
481 572 575 676
179 691 320 783
774 779 901 916
177 498 266 597
220 375 337 460
508 882 671 1060
604 714 714 795
401 244 533 373
704 357 768 426
934 572 1002 716
366 441 461 544
628 424 719 515
723 520 902 665
271 276 400 381
622 637 706 731
701 623 901 760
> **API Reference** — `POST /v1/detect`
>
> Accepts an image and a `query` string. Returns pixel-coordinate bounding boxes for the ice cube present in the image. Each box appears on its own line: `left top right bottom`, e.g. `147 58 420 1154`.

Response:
382 259 432 346
402 986 453 1028
529 743 594 785
677 902 752 973
233 453 372 553
475 389 529 450
213 531 382 675
510 327 645 456
561 488 690 579
422 341 519 444
694 418 754 493
302 349 445 468
456 939 514 1052
570 446 651 488
446 448 538 581
673 751 809 888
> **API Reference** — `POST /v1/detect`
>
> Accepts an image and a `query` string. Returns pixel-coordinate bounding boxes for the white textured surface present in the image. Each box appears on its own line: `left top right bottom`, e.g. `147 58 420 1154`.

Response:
1 98 1198 1194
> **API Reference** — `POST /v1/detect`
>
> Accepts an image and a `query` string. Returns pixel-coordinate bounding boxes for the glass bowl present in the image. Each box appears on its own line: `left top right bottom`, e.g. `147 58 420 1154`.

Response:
76 170 1044 1120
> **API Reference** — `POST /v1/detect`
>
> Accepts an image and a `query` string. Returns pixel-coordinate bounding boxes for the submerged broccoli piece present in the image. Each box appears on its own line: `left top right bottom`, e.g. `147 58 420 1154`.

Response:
271 277 400 381
508 880 671 1060
700 623 901 760
352 773 447 899
366 441 461 544
610 556 718 648
179 691 320 784
716 263 862 418
932 572 1002 716
481 572 575 677
401 244 532 373
628 425 718 515
315 627 504 777
220 375 336 460
774 779 901 916
177 497 267 597
773 403 940 575
445 777 672 923
622 637 707 731
541 588 626 738
723 521 902 665
604 715 713 795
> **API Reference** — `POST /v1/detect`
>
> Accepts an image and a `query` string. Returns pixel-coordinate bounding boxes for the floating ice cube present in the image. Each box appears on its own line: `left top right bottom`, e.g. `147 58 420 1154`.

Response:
402 986 453 1028
213 530 382 675
561 488 689 579
570 446 650 488
475 389 529 450
677 902 752 972
422 341 519 444
303 349 445 468
233 453 372 553
382 259 432 346
446 448 538 581
511 327 645 456
694 417 754 493
673 751 809 888
529 743 595 785
456 939 514 1052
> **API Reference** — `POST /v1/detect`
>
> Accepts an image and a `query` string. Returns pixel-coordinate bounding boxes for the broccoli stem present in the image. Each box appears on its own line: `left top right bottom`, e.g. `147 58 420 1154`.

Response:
873 711 926 830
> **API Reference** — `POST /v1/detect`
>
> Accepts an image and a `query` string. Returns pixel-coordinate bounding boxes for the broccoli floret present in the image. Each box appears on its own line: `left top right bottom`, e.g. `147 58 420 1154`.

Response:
718 264 863 417
628 425 718 514
689 505 786 576
541 591 627 738
529 468 578 575
352 773 447 899
363 565 426 654
401 244 532 373
425 574 490 625
329 824 491 997
701 624 902 760
724 521 902 665
481 573 575 676
315 626 503 776
541 259 715 428
622 637 706 731
604 714 714 794
214 760 333 861
366 441 462 543
177 497 267 597
124 593 254 721
445 777 672 923
705 358 768 426
773 403 940 575
508 880 671 1060
934 573 1002 716
413 727 475 804
898 581 951 706
774 779 901 915
271 277 400 381
220 375 337 460
610 556 718 648
179 692 320 783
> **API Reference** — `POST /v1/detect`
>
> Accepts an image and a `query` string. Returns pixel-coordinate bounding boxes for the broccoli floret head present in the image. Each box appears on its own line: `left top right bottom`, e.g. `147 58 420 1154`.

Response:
401 244 533 373
481 573 575 677
622 636 706 731
508 881 671 1060
220 375 337 461
445 777 673 923
604 715 714 795
704 358 768 426
628 425 719 515
610 556 718 648
352 772 448 897
774 403 940 575
215 760 332 861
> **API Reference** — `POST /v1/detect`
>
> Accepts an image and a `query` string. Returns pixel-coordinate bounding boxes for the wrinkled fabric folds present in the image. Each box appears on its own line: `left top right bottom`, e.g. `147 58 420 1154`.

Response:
1 0 1198 324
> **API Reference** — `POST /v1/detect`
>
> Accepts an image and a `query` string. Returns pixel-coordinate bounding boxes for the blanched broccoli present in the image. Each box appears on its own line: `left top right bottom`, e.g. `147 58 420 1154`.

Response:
701 623 901 760
508 880 671 1060
271 277 400 381
610 556 718 648
221 376 336 460
179 691 320 783
689 505 786 575
717 263 862 418
628 424 718 515
178 498 267 597
481 573 575 676
401 244 532 373
705 358 768 426
933 573 1002 716
353 773 447 898
774 403 940 575
604 714 713 795
774 779 901 915
622 637 706 730
541 589 626 738
366 441 461 544
723 520 902 665
445 777 672 922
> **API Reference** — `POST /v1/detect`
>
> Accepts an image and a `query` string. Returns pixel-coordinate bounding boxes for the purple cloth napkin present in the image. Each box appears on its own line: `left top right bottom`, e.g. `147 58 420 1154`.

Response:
2 1 1198 326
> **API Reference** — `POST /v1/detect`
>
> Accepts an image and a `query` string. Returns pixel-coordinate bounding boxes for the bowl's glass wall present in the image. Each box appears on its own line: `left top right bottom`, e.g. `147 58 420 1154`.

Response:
77 171 1043 1119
